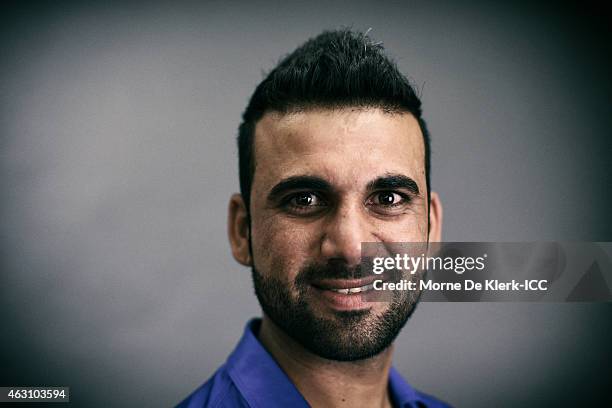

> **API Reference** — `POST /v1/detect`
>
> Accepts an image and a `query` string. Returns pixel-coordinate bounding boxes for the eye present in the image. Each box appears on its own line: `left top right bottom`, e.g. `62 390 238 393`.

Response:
370 191 406 206
281 191 327 215
291 192 321 207
366 191 413 215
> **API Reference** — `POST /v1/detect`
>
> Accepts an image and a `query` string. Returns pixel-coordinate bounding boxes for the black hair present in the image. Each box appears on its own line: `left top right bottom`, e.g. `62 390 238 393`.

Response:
237 28 431 212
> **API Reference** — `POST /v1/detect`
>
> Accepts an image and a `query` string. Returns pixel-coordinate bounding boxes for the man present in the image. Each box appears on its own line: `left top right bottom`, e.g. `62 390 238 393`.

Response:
178 29 447 407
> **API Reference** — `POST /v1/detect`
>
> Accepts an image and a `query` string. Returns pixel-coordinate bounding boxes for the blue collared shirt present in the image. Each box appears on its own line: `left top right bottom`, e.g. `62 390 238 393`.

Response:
177 319 451 408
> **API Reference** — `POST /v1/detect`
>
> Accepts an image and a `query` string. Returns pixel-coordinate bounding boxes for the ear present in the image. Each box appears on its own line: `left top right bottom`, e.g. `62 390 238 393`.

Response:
428 191 443 242
228 193 252 266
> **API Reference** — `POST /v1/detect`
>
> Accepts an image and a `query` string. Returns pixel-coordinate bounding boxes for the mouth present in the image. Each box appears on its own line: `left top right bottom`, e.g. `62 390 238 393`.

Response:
309 277 381 311
312 277 377 293
327 283 375 294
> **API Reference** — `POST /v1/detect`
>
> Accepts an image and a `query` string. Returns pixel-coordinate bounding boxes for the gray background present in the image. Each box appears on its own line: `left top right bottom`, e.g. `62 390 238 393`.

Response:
1 1 611 407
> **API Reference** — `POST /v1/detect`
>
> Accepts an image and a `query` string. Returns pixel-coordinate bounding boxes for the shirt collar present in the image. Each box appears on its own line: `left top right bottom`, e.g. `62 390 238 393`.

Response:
388 366 426 408
227 319 425 408
226 319 310 408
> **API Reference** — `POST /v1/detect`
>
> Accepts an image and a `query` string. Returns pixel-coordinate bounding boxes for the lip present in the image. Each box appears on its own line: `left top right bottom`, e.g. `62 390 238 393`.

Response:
310 275 387 311
311 285 374 311
311 276 378 290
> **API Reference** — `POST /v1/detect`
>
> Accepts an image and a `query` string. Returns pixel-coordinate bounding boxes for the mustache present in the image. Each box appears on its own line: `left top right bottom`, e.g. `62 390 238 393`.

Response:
295 260 368 286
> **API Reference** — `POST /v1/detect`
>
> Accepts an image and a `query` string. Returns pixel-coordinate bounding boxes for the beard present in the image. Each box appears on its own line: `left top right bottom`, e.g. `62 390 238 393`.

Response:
251 260 421 361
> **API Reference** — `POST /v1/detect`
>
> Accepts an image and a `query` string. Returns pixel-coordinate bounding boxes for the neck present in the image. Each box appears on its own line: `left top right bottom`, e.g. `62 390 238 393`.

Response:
258 316 394 408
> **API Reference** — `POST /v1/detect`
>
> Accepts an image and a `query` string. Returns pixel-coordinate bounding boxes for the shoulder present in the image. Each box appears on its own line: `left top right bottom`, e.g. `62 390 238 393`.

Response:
411 389 453 408
175 365 249 408
388 367 453 408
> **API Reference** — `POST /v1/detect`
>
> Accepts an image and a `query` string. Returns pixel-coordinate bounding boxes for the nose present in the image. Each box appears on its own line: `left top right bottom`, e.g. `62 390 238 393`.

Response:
320 202 372 266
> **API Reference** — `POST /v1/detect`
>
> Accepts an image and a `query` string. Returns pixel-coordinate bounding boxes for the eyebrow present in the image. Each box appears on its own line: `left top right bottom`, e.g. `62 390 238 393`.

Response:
366 174 420 195
267 176 333 201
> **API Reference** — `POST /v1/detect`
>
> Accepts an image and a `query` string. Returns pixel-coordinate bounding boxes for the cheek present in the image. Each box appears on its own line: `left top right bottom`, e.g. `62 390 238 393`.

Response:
251 218 319 280
374 222 427 243
370 207 429 242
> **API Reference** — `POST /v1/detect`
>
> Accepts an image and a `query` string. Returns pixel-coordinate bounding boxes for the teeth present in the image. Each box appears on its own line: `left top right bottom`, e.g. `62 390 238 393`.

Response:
336 289 350 294
331 283 373 294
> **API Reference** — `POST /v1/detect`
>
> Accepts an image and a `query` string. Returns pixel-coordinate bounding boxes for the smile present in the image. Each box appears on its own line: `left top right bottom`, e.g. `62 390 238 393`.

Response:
329 283 375 294
311 274 387 293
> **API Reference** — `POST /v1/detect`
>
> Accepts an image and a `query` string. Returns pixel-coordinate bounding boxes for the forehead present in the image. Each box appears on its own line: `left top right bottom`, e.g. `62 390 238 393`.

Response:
252 108 425 189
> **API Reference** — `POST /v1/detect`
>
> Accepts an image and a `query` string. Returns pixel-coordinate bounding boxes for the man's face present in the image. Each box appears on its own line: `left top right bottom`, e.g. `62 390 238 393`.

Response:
246 108 431 360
